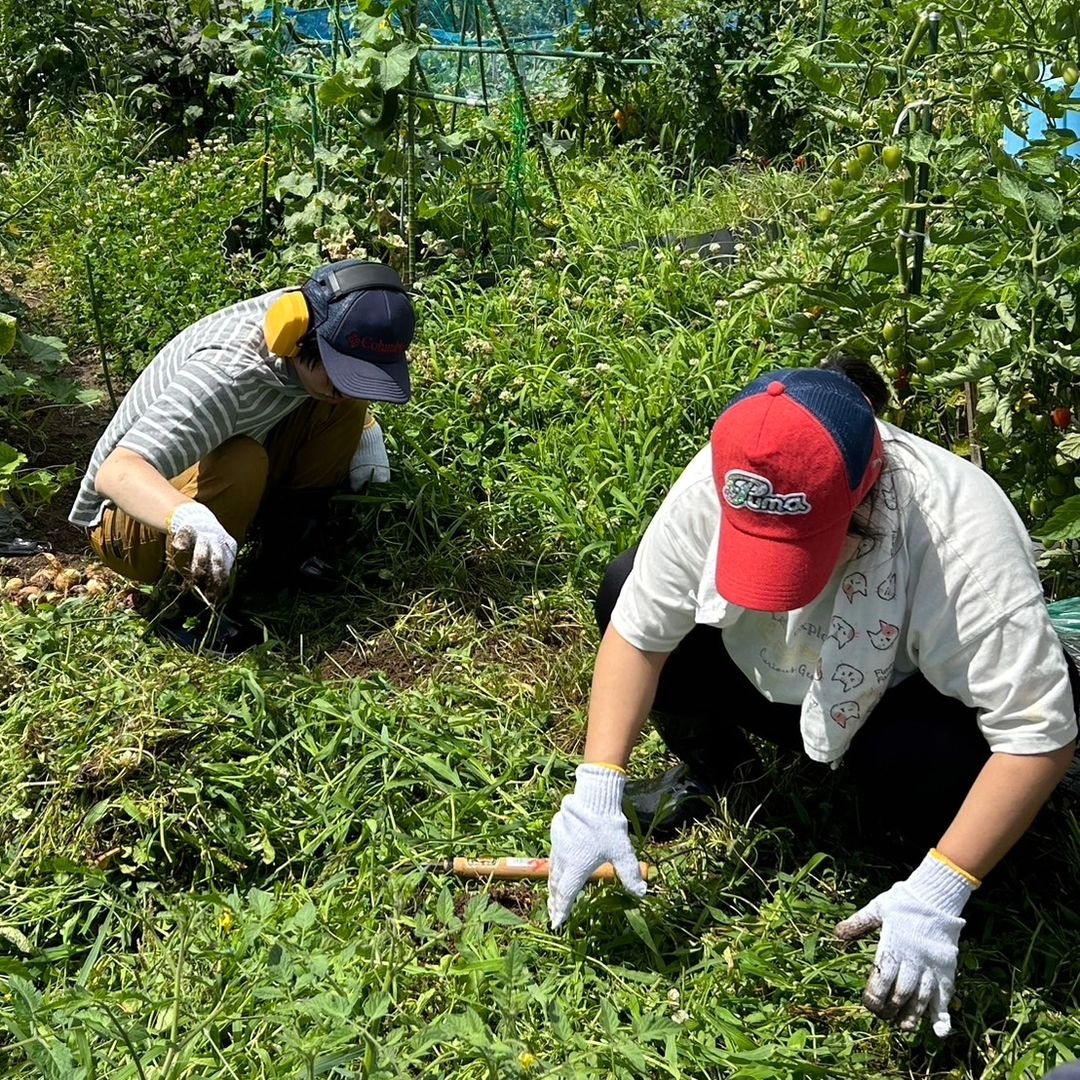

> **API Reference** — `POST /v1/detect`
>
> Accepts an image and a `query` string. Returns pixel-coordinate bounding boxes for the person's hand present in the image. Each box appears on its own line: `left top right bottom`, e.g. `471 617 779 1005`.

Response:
167 502 237 600
835 850 977 1037
349 418 390 491
548 763 647 929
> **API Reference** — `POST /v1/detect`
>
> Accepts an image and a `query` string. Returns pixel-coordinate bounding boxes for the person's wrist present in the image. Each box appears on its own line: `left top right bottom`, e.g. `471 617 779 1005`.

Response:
582 760 626 775
574 762 627 815
168 501 220 536
906 849 978 917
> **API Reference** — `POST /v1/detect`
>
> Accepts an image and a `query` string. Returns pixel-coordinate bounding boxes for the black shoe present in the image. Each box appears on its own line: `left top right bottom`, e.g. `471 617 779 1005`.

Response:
155 606 265 656
293 553 346 594
624 764 720 839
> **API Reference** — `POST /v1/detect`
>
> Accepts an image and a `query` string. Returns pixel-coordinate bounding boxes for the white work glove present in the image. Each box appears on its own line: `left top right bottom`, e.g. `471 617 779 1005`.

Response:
835 850 976 1037
548 763 647 930
167 502 237 600
349 419 391 492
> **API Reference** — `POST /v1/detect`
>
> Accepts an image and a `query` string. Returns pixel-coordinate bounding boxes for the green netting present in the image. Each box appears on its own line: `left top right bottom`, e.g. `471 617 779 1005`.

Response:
1049 597 1080 666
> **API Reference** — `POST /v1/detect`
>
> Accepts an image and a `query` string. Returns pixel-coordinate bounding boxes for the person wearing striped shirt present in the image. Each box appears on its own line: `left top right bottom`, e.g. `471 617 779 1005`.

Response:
69 260 415 646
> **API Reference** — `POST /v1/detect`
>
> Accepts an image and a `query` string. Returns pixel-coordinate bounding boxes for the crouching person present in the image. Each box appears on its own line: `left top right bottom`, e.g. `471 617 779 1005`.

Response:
547 358 1078 1038
68 260 415 652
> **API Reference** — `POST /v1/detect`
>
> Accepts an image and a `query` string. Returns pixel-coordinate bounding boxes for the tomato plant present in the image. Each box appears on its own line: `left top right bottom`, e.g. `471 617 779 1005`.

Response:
729 0 1080 558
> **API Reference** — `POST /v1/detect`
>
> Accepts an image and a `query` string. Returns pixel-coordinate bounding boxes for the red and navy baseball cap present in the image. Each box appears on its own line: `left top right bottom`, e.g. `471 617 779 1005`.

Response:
711 367 884 611
302 260 416 403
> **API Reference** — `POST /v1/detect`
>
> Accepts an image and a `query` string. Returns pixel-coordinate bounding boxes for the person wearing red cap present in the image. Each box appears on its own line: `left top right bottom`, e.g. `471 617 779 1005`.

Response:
70 259 416 651
547 358 1078 1037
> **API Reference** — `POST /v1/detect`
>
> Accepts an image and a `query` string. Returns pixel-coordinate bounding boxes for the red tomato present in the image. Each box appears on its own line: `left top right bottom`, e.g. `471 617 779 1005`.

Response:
1052 406 1073 429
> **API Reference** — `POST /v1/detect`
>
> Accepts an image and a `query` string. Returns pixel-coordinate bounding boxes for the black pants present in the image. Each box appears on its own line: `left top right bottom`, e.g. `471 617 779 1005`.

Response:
597 547 1080 850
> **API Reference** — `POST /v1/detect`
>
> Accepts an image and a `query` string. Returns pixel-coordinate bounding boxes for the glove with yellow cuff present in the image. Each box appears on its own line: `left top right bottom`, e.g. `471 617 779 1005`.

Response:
548 763 648 930
835 848 979 1037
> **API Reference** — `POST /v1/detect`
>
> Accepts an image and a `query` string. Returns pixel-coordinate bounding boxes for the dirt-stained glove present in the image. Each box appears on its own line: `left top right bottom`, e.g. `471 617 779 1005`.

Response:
349 418 390 492
167 502 237 600
835 849 977 1037
548 763 647 930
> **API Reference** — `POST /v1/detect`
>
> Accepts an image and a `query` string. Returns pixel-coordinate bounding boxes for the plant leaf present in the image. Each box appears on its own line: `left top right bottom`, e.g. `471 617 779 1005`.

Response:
1037 495 1080 542
380 43 418 91
0 313 15 356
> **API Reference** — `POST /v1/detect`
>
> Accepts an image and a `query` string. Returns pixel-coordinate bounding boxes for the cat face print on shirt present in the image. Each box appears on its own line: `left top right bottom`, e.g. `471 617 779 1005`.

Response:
877 573 896 601
842 572 867 603
831 663 864 692
827 616 856 648
830 700 860 728
867 620 899 650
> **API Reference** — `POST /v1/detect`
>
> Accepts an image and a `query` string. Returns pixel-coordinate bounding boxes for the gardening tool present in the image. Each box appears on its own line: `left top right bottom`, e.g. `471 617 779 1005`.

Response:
426 856 653 882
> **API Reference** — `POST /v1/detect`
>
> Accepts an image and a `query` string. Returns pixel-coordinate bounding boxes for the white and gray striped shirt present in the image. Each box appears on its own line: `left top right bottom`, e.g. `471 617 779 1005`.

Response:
70 289 309 529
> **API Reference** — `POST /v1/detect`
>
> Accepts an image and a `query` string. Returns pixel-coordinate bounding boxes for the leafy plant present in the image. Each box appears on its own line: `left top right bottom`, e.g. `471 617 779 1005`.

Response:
0 0 240 144
0 298 94 511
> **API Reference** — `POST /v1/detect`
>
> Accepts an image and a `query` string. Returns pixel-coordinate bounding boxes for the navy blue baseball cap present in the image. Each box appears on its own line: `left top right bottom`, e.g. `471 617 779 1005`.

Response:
301 260 416 403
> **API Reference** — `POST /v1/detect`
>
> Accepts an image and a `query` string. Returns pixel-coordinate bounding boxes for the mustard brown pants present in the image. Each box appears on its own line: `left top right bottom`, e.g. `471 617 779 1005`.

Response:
89 399 369 585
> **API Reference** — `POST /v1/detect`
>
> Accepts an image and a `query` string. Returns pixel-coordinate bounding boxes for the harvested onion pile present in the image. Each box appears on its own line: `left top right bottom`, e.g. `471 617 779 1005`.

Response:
1 554 110 607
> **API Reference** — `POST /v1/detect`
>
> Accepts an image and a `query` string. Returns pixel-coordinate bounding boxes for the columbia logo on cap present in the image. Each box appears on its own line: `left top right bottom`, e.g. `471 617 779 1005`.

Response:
347 332 406 354
723 470 811 515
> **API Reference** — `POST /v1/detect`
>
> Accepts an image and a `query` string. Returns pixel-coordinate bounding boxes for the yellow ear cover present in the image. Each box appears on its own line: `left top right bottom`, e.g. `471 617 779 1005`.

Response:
264 291 310 357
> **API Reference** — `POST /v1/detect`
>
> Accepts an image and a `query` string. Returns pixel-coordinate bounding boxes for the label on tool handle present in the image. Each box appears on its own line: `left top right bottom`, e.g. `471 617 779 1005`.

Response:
450 857 649 881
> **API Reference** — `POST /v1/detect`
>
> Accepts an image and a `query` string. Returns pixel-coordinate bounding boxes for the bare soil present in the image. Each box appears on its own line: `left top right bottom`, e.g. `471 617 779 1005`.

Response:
5 341 117 564
320 634 443 688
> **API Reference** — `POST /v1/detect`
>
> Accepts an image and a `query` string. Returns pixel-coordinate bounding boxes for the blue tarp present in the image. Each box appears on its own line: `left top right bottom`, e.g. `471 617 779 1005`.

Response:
1003 69 1080 159
254 2 572 100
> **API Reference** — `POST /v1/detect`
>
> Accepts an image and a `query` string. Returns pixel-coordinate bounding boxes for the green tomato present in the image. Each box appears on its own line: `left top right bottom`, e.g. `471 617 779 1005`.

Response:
1047 473 1071 496
845 159 865 181
882 321 902 343
991 61 1008 84
829 157 845 178
1064 62 1080 88
885 342 904 363
829 177 845 198
1030 413 1049 432
914 355 936 375
881 145 903 170
816 206 834 226
1029 493 1048 517
1024 58 1042 82
857 142 876 165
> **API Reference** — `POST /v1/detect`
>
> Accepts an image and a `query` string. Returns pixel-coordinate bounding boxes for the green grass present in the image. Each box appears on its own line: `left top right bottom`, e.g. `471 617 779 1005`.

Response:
2 138 1080 1078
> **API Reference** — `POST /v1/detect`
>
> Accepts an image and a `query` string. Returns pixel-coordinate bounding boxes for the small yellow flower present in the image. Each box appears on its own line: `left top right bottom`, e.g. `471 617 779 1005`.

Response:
518 1051 537 1070
219 909 234 932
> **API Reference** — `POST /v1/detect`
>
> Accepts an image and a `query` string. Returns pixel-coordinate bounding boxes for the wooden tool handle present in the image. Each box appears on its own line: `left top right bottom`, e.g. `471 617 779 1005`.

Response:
450 857 652 882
